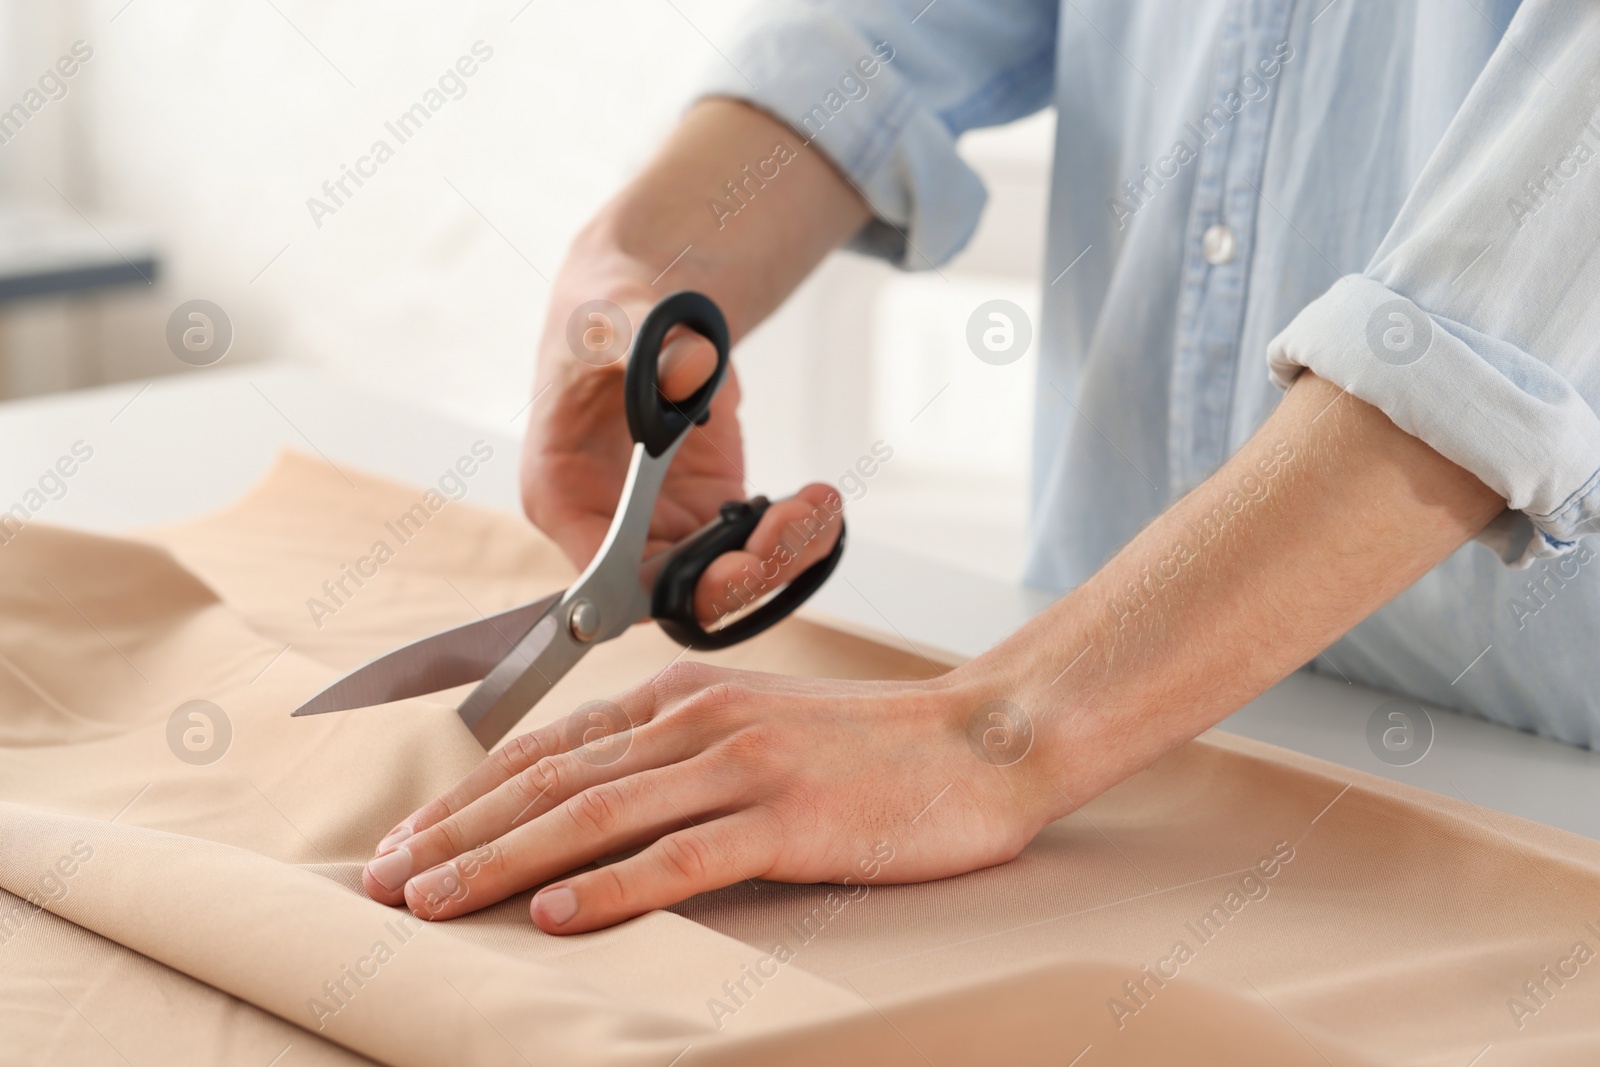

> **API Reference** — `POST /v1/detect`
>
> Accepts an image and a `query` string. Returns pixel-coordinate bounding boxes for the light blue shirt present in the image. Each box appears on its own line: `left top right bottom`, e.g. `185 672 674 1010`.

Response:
698 0 1600 748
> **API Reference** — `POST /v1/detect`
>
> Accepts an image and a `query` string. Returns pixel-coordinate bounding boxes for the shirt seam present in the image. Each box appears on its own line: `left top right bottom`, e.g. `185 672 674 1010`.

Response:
1532 461 1600 527
936 44 1057 134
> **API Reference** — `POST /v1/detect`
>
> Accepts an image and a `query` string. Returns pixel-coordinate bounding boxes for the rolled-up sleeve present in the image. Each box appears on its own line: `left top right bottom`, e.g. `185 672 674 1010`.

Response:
692 0 1058 269
1267 0 1600 566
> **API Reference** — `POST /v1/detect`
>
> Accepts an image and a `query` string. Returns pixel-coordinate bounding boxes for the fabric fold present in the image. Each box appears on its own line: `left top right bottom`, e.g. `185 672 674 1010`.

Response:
5 452 1600 1064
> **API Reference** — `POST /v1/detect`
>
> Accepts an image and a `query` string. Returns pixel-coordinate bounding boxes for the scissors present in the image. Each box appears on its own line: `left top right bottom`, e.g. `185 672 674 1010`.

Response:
291 291 845 747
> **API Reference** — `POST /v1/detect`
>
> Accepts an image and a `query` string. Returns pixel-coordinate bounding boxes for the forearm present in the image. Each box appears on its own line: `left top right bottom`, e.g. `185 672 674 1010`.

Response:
966 373 1506 820
566 97 870 342
397 374 1507 933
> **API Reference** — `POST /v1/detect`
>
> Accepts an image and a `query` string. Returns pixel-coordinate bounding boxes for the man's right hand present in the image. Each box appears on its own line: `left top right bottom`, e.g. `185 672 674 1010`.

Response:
521 271 843 625
517 99 871 625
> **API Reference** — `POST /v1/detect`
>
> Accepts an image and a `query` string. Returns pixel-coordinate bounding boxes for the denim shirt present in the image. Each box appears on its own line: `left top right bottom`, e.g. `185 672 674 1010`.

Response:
696 0 1600 748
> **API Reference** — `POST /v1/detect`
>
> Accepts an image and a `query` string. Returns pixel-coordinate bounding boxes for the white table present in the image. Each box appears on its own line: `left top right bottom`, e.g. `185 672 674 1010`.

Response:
5 364 1598 840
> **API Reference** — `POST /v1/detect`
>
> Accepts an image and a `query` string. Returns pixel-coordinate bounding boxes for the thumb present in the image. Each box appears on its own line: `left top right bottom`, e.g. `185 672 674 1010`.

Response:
655 326 720 401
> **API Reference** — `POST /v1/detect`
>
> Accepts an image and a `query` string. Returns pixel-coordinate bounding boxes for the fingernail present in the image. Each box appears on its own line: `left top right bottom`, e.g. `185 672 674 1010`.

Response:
366 848 413 891
376 824 413 855
534 886 579 926
405 862 460 913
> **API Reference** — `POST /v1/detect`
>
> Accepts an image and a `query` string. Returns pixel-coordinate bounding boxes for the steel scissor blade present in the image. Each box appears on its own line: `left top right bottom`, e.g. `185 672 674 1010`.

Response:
455 609 577 746
290 592 562 718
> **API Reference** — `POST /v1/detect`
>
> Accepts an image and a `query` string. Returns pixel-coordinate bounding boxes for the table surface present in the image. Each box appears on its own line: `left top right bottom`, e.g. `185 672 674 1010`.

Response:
5 363 1598 841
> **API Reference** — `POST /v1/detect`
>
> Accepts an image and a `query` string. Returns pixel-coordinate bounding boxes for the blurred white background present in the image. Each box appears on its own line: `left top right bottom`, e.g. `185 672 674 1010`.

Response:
0 0 1051 583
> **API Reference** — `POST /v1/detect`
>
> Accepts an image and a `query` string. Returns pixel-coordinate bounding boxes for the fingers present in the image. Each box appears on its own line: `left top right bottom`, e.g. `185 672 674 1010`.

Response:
366 660 748 900
656 326 719 401
362 718 699 907
531 811 776 934
370 719 572 857
694 482 843 623
369 692 649 858
400 757 743 921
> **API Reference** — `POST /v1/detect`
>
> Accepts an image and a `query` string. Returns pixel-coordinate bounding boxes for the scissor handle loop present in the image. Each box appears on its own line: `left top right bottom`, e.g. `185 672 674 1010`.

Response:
651 497 847 651
623 291 730 458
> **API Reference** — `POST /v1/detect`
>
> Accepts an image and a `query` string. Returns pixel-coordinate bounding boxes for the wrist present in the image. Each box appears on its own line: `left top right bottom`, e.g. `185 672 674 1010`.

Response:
939 581 1178 831
935 648 1087 833
569 209 694 294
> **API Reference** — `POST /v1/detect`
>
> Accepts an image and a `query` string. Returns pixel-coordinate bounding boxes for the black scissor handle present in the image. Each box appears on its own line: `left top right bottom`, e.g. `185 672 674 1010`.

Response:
652 497 847 651
624 291 731 458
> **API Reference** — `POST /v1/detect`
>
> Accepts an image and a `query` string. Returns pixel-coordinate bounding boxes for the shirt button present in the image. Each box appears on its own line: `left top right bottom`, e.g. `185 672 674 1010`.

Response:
1202 223 1236 266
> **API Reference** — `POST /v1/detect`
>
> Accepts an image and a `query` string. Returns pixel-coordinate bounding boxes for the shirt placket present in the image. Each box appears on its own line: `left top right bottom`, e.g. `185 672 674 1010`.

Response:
1167 0 1295 496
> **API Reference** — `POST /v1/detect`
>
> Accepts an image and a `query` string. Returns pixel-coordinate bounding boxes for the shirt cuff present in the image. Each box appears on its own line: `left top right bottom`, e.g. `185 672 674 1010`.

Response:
1267 275 1600 567
690 0 987 270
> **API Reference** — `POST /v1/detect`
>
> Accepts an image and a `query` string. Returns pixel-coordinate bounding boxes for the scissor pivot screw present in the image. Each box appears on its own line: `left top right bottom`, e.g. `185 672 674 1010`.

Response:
567 599 601 642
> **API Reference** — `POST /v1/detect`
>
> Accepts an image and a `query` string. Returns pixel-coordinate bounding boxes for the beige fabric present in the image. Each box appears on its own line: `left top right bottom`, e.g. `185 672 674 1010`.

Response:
3 452 1598 1066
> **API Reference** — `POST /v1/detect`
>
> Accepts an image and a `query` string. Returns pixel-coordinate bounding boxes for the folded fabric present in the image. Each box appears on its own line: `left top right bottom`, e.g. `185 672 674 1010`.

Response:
2 453 1596 1066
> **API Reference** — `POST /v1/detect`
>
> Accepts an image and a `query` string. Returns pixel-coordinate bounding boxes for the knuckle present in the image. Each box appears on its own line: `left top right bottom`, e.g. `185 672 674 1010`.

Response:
593 861 630 909
428 814 470 858
679 681 746 727
497 730 548 777
511 756 566 808
657 832 716 884
729 719 774 752
406 798 448 829
564 782 624 837
435 791 467 821
412 841 502 918
457 839 504 883
531 754 568 796
652 659 713 699
710 725 770 773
